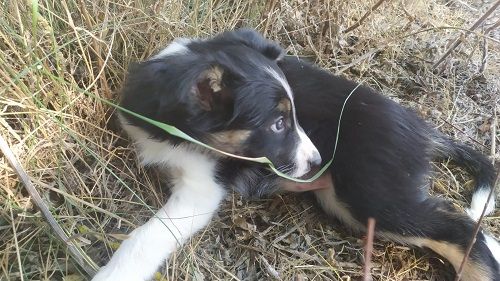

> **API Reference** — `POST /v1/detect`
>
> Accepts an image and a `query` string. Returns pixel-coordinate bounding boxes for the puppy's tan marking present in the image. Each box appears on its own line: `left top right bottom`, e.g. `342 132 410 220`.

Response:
277 98 291 113
209 130 251 154
407 238 493 281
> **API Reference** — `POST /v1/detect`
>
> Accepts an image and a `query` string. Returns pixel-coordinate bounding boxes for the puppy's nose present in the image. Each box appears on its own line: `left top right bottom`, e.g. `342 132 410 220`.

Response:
309 150 322 167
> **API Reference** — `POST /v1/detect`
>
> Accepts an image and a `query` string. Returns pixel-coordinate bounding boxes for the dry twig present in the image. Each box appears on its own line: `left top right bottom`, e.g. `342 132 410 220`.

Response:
454 168 499 281
261 255 282 280
363 218 376 281
343 0 388 34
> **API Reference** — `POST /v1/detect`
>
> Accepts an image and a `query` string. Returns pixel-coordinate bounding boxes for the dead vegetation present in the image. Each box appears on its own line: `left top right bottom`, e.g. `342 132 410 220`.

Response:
1 0 499 280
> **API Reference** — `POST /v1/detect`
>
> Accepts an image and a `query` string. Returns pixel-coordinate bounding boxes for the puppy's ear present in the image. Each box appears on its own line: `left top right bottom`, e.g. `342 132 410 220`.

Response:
194 65 232 111
231 28 285 61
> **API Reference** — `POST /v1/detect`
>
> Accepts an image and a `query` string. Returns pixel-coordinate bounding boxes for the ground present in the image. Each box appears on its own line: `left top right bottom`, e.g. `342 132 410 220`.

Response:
1 0 499 280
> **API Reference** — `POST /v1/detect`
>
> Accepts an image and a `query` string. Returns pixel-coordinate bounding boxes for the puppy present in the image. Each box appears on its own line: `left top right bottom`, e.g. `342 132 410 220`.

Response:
92 30 321 280
232 31 500 280
95 29 499 280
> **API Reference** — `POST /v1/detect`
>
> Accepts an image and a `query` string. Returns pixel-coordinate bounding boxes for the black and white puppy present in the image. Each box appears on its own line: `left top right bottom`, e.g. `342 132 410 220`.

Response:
94 29 499 281
92 30 321 280
229 32 500 280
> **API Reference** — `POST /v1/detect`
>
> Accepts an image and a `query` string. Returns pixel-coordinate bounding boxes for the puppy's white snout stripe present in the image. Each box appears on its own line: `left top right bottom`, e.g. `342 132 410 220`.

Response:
293 128 321 177
309 149 322 167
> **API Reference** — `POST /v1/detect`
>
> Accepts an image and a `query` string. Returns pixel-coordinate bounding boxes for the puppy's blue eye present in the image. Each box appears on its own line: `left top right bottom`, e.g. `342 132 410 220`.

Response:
271 117 285 133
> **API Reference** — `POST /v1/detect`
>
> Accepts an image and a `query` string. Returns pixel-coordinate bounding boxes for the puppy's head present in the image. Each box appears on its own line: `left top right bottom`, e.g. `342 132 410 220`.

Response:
120 29 320 177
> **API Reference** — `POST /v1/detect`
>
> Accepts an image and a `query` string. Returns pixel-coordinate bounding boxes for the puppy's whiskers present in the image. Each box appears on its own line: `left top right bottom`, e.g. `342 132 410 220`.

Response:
276 163 295 175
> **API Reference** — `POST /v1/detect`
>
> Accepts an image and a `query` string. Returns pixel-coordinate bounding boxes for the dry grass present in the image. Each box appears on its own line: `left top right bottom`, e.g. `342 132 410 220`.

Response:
1 0 499 280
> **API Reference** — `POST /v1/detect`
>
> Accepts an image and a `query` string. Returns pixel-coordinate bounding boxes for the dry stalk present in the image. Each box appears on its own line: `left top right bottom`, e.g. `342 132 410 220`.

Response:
9 205 24 281
491 98 497 159
478 26 488 74
433 0 500 69
77 0 112 99
0 134 97 277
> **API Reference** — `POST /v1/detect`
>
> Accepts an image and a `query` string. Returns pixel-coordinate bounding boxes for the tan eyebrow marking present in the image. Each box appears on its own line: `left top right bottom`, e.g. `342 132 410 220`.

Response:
277 98 291 113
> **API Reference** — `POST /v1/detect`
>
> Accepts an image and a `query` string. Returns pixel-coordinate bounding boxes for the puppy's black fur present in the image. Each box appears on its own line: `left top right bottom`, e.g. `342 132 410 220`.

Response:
224 29 499 281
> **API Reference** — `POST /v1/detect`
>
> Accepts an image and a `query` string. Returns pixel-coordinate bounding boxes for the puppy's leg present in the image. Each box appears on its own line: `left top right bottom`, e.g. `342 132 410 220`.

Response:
92 170 226 281
396 199 500 281
315 183 499 281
